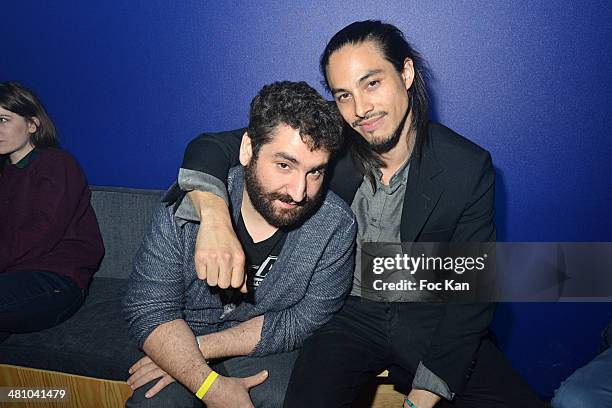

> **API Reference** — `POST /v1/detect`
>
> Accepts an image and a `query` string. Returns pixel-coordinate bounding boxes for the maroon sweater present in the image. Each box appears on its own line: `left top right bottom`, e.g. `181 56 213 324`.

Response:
0 148 104 289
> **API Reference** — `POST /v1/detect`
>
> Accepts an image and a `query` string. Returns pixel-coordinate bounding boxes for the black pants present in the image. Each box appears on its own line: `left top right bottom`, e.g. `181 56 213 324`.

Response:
284 297 543 408
0 270 84 338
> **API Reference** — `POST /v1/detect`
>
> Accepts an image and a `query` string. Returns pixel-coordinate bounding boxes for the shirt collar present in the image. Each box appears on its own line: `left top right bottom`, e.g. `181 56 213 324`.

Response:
373 156 412 194
14 147 41 169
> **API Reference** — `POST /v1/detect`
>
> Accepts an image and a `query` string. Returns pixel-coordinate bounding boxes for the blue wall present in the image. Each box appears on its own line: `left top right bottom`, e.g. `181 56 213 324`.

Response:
2 0 611 398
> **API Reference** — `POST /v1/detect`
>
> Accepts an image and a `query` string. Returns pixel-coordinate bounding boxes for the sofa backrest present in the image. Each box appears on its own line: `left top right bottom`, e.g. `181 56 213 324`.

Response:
90 186 165 279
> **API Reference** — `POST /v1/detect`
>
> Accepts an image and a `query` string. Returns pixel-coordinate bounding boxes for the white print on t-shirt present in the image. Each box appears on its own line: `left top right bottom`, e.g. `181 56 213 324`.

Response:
250 255 278 287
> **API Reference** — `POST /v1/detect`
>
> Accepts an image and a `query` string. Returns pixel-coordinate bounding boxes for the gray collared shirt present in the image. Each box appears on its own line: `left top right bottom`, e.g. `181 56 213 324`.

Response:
350 157 411 298
348 157 454 400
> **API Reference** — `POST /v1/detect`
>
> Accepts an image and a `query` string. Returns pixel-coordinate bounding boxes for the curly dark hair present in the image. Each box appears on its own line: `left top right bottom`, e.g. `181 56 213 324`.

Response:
247 81 343 157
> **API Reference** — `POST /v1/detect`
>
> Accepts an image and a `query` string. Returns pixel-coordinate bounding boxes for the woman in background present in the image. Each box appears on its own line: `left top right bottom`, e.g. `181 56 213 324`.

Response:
0 81 104 338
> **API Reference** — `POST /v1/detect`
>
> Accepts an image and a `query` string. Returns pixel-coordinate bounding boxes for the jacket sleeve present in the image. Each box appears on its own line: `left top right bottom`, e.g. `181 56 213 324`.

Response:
250 215 357 356
179 128 244 190
123 204 186 349
173 129 244 221
417 152 496 396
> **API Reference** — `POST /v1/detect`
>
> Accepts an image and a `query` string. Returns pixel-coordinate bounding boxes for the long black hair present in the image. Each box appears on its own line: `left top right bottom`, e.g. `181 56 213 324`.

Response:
320 20 430 186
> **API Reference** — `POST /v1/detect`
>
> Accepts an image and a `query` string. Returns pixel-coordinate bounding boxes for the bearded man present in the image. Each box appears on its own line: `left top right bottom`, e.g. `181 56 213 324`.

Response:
171 21 543 408
122 81 356 408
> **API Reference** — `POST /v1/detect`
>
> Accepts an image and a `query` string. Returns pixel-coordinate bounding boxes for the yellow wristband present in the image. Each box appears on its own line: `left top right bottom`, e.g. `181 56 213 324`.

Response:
195 371 219 400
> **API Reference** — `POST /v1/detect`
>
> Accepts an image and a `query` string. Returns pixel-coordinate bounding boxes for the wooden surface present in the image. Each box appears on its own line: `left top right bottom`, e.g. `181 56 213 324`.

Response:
0 364 403 407
357 374 406 408
0 364 132 408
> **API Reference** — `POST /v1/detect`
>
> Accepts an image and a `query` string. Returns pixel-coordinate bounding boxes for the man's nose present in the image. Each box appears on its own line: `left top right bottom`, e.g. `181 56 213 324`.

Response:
354 93 374 119
286 175 307 203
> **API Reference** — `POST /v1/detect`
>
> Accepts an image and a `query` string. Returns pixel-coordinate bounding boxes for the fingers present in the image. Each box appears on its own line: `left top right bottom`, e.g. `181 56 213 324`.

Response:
230 247 246 290
127 362 167 390
196 248 246 290
216 252 233 288
128 356 152 374
242 370 268 389
132 367 167 390
197 262 208 282
194 242 208 281
194 216 248 291
144 375 176 398
206 260 219 286
230 261 246 292
128 366 165 390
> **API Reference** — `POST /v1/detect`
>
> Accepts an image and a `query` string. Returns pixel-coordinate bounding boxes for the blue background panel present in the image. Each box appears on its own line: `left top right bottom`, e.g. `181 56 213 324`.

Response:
2 1 611 398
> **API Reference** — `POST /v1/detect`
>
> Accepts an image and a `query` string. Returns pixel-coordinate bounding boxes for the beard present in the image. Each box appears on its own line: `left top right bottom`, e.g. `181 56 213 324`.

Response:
243 160 324 229
368 103 411 154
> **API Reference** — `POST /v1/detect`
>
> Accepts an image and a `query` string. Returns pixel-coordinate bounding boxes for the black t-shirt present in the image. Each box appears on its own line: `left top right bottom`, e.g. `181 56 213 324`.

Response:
218 213 287 307
236 213 287 291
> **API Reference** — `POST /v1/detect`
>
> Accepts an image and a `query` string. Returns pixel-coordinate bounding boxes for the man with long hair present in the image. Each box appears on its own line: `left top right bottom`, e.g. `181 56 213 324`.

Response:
172 21 543 407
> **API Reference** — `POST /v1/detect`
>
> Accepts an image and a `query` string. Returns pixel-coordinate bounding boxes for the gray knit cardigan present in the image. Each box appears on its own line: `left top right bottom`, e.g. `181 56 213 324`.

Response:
123 166 356 356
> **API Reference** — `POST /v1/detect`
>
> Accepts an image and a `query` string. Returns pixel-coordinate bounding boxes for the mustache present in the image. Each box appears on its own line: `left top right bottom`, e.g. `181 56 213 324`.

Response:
266 192 307 206
352 111 387 127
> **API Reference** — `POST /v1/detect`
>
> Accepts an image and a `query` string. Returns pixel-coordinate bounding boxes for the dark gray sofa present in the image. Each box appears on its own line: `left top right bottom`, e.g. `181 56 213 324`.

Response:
0 186 164 380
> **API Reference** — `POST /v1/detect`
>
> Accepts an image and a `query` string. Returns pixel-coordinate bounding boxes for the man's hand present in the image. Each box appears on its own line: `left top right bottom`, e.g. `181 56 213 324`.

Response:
126 356 268 405
202 370 268 408
404 389 441 408
127 356 175 398
189 191 247 293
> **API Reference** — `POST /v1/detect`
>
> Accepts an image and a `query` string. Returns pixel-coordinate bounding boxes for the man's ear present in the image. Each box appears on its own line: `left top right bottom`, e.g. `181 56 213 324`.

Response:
239 131 253 166
401 57 415 90
27 117 40 134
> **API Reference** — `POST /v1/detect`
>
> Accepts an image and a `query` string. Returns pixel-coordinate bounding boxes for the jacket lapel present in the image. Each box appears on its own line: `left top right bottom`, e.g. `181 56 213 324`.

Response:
228 167 245 224
400 142 444 242
328 146 363 205
329 132 445 242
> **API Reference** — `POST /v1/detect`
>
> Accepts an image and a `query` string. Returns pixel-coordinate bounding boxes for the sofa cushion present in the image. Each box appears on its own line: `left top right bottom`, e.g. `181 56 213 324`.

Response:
0 277 144 380
90 186 164 280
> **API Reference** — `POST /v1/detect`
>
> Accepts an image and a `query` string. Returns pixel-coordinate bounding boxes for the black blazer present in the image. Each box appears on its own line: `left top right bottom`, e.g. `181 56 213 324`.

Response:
330 123 497 392
180 122 496 393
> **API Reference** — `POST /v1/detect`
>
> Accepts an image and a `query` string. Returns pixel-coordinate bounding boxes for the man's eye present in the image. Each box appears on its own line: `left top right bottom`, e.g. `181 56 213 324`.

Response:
336 93 350 102
277 163 290 170
0 118 7 123
367 80 379 88
310 169 324 178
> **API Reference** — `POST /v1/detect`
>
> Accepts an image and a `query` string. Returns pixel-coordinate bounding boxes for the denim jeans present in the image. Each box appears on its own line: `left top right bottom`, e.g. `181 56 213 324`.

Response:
552 323 612 408
0 270 84 336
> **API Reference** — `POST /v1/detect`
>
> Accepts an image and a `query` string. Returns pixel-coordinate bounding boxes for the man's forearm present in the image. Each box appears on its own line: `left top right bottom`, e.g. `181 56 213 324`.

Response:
197 315 263 360
187 190 231 222
143 319 213 393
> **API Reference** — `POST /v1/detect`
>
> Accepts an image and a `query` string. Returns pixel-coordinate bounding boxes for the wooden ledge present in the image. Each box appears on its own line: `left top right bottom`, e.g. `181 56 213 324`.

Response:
0 364 131 408
0 364 402 407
